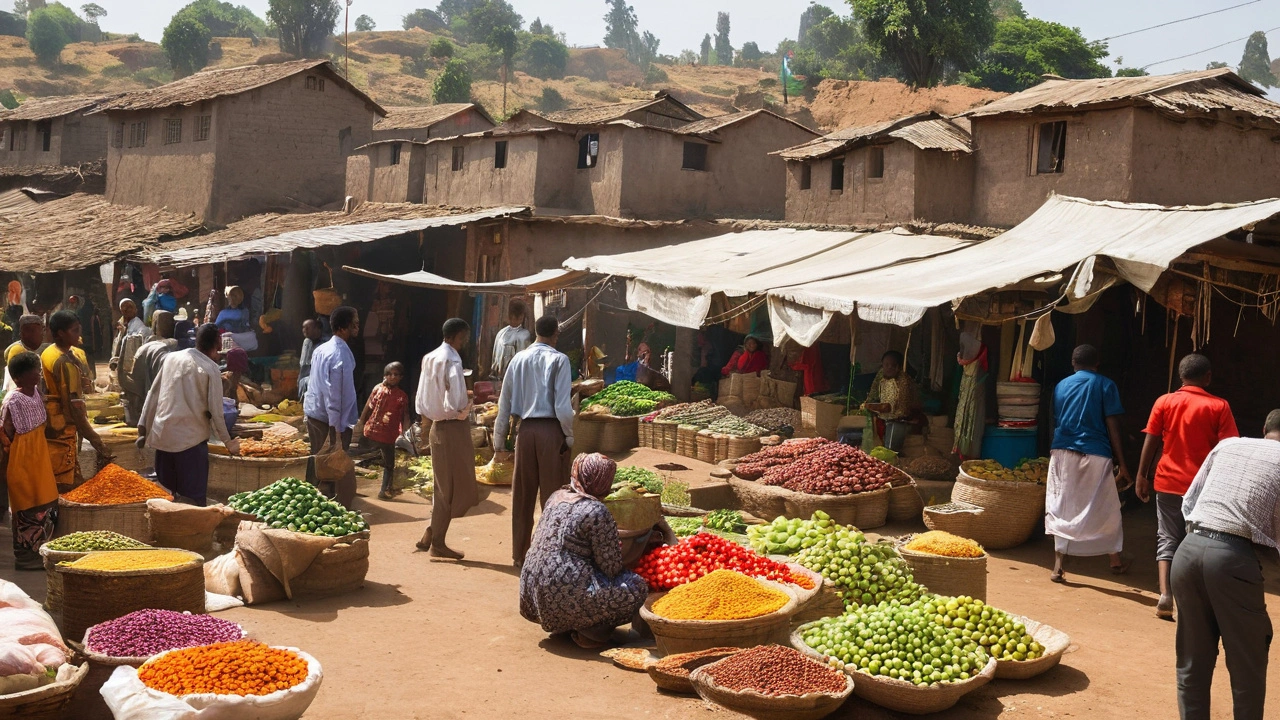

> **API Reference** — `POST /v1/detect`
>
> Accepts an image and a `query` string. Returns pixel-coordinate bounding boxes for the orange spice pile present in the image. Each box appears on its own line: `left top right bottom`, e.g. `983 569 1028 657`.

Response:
61 464 172 505
138 640 308 697
789 570 816 590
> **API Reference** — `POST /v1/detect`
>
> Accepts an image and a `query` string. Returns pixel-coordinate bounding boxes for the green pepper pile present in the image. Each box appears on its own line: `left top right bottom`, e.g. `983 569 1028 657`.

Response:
229 477 369 537
582 381 674 416
704 509 747 534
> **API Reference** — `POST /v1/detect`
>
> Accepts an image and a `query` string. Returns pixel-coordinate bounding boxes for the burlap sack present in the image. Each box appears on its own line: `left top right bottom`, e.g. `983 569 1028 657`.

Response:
147 500 233 553
234 521 369 600
203 551 242 597
288 539 369 599
236 549 286 605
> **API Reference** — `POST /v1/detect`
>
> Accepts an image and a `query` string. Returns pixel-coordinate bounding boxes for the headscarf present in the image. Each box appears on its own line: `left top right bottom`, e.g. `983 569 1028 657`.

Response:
157 279 172 293
224 346 250 374
570 453 616 499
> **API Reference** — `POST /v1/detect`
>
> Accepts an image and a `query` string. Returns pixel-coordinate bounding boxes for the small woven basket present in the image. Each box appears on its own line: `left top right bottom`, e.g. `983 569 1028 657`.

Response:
57 498 153 544
888 481 926 522
689 659 854 720
994 614 1071 680
0 662 89 720
951 464 1047 549
897 544 988 601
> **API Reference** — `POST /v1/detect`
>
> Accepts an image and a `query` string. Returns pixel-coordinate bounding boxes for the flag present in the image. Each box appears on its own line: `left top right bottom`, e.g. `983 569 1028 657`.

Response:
780 52 805 99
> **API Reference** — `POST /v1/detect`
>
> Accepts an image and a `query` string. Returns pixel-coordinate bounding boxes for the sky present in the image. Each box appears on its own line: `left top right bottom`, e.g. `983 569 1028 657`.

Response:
36 0 1280 75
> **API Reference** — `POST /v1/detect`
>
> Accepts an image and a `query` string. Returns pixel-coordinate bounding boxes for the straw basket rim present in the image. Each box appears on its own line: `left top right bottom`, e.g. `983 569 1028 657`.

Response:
957 462 1048 492
689 658 854 719
0 661 89 710
57 497 155 510
993 614 1071 680
209 453 310 466
55 548 204 578
646 648 741 694
640 577 800 631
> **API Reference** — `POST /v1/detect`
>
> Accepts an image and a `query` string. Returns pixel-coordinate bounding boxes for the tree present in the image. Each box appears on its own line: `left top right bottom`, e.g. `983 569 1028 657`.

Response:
603 0 644 63
489 24 517 115
852 0 996 87
435 0 480 25
714 11 731 65
79 2 103 23
798 4 834 48
537 87 565 111
26 3 80 66
739 41 763 63
267 0 339 58
522 34 567 78
1239 30 1277 89
1115 67 1147 77
0 10 26 37
989 0 1025 20
0 89 16 109
964 16 1110 92
433 58 471 103
1206 60 1229 70
638 30 659 66
678 48 696 65
172 1 268 39
430 37 454 57
699 33 711 65
13 0 28 16
162 15 211 77
353 13 373 31
528 16 562 40
403 8 445 31
443 0 520 43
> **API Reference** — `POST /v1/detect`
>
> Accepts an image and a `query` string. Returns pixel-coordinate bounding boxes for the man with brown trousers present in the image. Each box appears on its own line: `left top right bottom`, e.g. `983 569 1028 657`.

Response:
495 315 574 567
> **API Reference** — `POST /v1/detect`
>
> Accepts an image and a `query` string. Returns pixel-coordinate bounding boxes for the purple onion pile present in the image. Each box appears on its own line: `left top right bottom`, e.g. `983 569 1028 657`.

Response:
85 609 244 658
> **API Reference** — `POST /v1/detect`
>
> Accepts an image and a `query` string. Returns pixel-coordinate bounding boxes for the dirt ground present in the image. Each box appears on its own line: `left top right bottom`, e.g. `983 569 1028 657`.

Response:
4 463 1280 720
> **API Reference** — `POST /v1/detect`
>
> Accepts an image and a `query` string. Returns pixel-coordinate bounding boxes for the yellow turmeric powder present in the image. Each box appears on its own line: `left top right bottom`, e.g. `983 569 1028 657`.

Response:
903 531 985 558
63 550 198 572
652 569 789 620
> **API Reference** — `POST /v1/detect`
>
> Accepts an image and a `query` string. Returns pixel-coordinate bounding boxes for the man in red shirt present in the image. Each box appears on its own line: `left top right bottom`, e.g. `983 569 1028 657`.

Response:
1135 354 1238 620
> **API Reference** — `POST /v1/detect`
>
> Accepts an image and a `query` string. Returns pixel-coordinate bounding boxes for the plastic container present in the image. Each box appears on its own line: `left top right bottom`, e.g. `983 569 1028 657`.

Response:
980 427 1038 469
883 421 910 452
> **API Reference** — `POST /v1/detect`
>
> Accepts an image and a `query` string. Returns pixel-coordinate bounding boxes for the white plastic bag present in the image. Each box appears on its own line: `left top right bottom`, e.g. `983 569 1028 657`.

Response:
100 646 322 720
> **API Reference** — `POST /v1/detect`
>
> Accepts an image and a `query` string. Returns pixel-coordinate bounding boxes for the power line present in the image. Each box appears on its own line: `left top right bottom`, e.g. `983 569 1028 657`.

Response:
1141 26 1280 70
1101 1 1261 42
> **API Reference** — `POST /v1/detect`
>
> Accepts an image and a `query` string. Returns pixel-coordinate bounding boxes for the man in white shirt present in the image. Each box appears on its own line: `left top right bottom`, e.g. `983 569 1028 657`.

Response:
1171 411 1280 720
136 324 240 505
495 315 575 566
414 317 478 560
490 299 531 388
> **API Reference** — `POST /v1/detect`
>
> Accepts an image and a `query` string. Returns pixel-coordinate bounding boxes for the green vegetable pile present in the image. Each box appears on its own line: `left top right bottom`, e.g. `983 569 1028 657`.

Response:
703 509 746 534
582 381 674 416
614 465 663 494
797 523 921 608
667 516 704 537
706 416 767 438
46 530 149 552
747 510 838 555
229 477 369 537
869 446 899 464
660 479 691 507
919 595 1043 662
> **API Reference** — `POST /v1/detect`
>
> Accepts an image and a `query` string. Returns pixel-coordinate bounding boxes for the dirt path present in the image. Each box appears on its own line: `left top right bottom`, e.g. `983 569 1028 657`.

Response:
5 474 1278 719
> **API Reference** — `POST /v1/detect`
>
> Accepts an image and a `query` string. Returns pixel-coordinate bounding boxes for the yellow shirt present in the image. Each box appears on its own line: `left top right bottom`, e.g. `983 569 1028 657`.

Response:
41 344 88 409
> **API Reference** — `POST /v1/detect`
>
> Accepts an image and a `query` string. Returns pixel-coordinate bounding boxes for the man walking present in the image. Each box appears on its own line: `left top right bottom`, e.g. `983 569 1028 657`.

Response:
1135 354 1237 619
495 315 574 566
304 306 359 507
1045 344 1132 582
121 311 177 428
136 324 240 505
1171 412 1280 720
298 318 323 402
414 318 478 559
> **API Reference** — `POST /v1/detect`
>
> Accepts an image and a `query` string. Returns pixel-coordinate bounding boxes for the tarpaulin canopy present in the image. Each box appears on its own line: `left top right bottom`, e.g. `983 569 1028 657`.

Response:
341 266 582 293
768 194 1280 342
562 228 972 328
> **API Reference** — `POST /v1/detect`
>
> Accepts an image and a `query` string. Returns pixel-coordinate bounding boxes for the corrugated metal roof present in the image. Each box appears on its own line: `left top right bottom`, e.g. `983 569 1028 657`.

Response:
889 118 973 152
676 109 818 139
0 94 116 122
142 205 529 267
92 60 385 116
777 112 970 161
375 103 494 131
963 68 1280 122
533 94 704 126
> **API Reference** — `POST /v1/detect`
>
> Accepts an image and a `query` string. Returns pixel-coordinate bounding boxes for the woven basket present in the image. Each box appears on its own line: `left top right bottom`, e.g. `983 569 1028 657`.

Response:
696 431 715 463
79 436 148 476
897 546 988 602
951 464 1047 549
888 482 926 522
793 578 848 624
792 629 997 715
39 545 149 615
656 421 678 452
690 660 854 720
922 502 984 537
574 415 603 453
640 581 800 655
639 420 654 448
206 453 310 504
994 615 1071 680
599 415 640 453
713 433 730 464
677 425 699 458
646 648 741 695
782 486 891 530
57 498 154 544
800 396 845 439
55 549 206 639
0 662 89 720
726 435 762 460
728 475 790 521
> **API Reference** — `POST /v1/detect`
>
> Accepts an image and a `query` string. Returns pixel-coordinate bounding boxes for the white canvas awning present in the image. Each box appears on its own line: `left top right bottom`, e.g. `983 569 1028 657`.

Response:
341 266 582 293
562 228 972 329
768 194 1280 341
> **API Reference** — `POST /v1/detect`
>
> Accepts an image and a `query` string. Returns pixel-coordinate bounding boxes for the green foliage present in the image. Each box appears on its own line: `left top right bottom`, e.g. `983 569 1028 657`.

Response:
353 13 374 31
79 2 104 22
797 4 834 48
267 0 339 58
0 10 26 37
528 16 561 41
456 40 500 79
699 33 711 65
1115 67 1148 77
962 16 1110 92
536 86 565 111
0 89 17 110
400 53 431 78
1239 30 1277 89
739 41 762 63
402 8 445 31
26 4 81 67
851 0 996 87
433 57 472 102
521 34 567 79
602 0 657 67
430 37 454 58
714 11 731 66
989 0 1025 20
489 24 517 68
162 15 211 77
172 0 268 39
1206 60 1229 70
644 62 667 83
443 0 521 44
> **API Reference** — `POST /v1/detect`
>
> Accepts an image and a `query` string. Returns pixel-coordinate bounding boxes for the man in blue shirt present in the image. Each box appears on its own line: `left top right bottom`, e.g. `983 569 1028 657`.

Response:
304 306 360 508
1045 344 1132 583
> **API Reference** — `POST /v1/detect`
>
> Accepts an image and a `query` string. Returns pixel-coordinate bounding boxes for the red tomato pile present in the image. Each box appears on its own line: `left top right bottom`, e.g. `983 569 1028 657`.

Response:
635 532 802 591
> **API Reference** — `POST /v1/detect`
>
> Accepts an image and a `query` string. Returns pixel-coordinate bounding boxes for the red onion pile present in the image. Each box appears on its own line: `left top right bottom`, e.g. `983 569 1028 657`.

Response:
733 438 833 480
759 443 896 495
85 609 243 658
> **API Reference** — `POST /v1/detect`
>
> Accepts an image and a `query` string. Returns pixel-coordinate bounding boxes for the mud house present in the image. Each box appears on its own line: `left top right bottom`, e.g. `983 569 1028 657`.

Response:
92 59 384 226
962 68 1280 227
0 94 114 169
778 112 973 226
372 103 495 142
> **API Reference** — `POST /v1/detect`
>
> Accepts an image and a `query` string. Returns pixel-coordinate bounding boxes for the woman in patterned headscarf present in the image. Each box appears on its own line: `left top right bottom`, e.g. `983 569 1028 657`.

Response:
518 453 650 649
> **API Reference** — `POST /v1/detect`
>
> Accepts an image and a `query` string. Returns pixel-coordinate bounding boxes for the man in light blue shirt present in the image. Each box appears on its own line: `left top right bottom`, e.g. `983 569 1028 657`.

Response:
304 306 360 507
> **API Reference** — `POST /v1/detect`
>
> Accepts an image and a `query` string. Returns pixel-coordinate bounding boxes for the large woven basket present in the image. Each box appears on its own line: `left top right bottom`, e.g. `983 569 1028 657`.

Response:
897 546 988 602
994 615 1071 680
922 502 984 537
639 420 655 448
728 475 790 521
640 581 800 655
690 658 854 720
0 662 89 720
792 628 997 715
727 435 762 460
54 549 206 639
655 421 678 452
598 415 640 453
696 431 715 463
39 545 150 615
888 481 926 522
951 464 1047 549
57 498 153 543
646 648 741 694
574 415 603 453
713 433 730 464
206 453 310 504
677 425 699 458
782 486 891 530
79 436 147 476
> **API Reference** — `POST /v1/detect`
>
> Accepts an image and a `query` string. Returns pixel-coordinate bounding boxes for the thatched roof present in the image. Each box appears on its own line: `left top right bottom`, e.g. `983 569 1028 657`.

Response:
376 103 495 131
0 94 116 123
676 109 818 140
529 93 703 127
777 112 972 161
91 59 386 116
0 191 202 272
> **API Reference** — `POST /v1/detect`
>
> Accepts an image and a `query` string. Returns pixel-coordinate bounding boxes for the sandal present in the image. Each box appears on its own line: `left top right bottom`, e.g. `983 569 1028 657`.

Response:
1050 570 1066 584
570 631 610 650
415 527 432 552
377 491 394 501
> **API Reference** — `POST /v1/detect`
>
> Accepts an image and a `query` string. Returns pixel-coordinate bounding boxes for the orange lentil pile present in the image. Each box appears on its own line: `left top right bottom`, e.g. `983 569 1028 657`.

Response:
138 640 308 697
790 570 816 590
61 464 172 505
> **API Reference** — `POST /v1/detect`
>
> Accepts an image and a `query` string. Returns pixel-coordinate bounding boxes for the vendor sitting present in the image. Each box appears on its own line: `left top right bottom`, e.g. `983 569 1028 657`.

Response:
721 334 769 376
519 453 650 649
221 346 262 401
863 350 923 449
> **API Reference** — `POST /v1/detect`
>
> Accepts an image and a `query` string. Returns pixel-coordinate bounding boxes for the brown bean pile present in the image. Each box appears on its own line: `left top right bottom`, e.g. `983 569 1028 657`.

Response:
759 443 896 495
733 437 833 479
703 645 848 696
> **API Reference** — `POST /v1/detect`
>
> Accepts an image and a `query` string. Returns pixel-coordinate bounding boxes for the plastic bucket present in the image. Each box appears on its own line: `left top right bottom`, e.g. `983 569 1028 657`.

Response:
883 421 910 452
980 427 1038 468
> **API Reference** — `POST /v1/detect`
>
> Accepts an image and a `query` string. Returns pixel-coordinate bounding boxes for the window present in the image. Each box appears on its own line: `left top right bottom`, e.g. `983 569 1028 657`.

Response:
390 142 402 165
112 123 123 148
1034 120 1066 174
867 146 884 179
36 120 50 152
682 141 709 171
305 75 325 91
494 140 508 169
577 133 599 169
800 163 811 190
128 120 147 148
830 157 845 192
194 115 211 141
451 145 464 171
8 125 25 152
165 118 182 144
